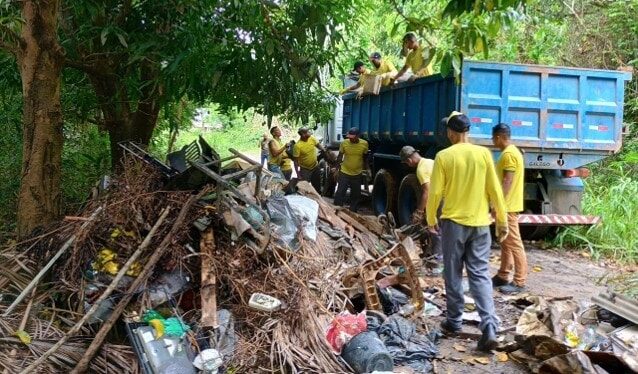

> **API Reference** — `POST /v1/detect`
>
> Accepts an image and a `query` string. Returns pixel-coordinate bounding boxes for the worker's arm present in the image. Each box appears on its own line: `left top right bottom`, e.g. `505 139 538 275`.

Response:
268 139 286 157
501 170 514 199
341 82 361 94
485 151 508 227
393 64 409 82
417 182 429 213
426 156 444 229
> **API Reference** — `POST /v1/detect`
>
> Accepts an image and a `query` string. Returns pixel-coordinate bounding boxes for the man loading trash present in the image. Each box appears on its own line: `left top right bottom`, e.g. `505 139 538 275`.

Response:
392 32 435 83
491 123 528 295
399 145 442 275
369 52 397 87
334 127 368 213
341 61 370 94
426 111 508 352
293 127 330 192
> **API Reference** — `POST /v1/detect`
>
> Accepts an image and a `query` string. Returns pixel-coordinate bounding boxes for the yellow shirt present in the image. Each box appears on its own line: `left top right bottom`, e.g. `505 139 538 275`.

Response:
496 144 524 213
293 136 319 170
339 139 369 176
357 68 371 85
416 157 434 185
269 138 290 170
371 60 397 86
405 45 434 77
426 143 507 227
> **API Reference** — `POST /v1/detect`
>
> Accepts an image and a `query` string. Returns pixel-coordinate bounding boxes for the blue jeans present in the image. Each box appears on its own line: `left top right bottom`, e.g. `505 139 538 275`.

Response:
268 164 284 179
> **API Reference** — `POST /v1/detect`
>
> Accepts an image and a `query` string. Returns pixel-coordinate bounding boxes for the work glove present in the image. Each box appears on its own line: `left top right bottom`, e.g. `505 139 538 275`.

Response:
411 211 424 224
496 223 509 243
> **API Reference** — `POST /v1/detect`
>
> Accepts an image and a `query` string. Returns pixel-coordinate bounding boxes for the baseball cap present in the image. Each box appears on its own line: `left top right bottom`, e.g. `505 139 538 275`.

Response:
441 111 470 132
346 127 360 138
370 52 382 60
399 145 417 163
353 61 365 71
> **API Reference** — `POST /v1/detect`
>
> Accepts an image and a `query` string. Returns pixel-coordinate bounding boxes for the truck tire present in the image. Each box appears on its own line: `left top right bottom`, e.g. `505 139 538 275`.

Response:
372 169 397 216
397 174 421 227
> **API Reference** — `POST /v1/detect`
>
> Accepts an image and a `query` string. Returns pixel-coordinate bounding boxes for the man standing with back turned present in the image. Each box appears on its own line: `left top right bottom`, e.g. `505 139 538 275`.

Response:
426 111 509 352
491 123 528 294
334 127 368 212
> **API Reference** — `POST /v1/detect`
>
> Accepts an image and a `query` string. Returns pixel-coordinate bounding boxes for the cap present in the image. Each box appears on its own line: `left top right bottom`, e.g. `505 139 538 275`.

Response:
353 61 365 71
370 52 382 60
298 127 310 136
441 111 470 133
346 127 360 138
399 146 417 163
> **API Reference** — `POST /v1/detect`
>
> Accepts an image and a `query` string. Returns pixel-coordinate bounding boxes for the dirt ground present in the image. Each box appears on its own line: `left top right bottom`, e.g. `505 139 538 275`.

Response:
428 244 616 374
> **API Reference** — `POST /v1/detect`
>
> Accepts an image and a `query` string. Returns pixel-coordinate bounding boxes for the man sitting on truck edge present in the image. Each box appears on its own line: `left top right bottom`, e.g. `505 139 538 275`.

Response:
268 126 293 180
369 52 397 87
334 127 369 213
491 123 528 294
399 145 442 274
393 32 435 83
340 61 370 94
293 127 329 192
426 111 509 352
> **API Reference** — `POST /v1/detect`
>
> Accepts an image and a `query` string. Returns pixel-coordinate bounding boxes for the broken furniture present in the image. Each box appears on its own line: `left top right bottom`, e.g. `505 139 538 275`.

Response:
343 240 424 315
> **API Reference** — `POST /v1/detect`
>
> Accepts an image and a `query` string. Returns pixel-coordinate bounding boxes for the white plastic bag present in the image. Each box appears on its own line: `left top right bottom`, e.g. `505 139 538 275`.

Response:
284 195 319 241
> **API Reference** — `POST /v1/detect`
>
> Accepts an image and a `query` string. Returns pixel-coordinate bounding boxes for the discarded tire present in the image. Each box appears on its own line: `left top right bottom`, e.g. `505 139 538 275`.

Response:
372 169 397 216
397 174 421 227
341 331 393 374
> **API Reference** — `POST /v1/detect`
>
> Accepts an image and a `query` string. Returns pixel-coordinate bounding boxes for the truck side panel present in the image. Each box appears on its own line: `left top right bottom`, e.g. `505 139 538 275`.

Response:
461 60 631 156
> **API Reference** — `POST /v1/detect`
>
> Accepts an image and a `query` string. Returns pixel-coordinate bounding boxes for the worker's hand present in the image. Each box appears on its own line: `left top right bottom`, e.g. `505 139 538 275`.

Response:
496 224 509 243
339 89 347 95
427 224 439 234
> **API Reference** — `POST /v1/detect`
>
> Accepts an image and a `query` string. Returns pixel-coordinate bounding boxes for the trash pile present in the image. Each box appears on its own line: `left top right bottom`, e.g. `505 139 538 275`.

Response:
0 139 441 373
497 291 638 372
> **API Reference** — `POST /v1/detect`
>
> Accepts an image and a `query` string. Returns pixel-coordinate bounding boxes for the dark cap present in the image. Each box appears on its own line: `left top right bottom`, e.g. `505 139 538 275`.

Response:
441 111 470 133
399 145 417 162
346 127 360 138
353 61 365 71
370 52 382 60
298 127 310 136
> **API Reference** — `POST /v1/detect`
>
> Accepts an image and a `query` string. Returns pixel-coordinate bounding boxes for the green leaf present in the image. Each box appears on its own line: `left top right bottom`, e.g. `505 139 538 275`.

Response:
100 27 109 46
116 33 127 48
440 52 452 77
452 53 462 76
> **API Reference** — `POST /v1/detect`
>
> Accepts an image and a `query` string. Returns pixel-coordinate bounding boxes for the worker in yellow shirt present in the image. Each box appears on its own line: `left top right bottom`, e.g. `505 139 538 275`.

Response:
491 123 527 295
293 127 329 192
369 52 397 86
267 126 293 180
400 145 442 274
341 61 370 94
426 111 508 352
393 32 434 83
334 127 368 212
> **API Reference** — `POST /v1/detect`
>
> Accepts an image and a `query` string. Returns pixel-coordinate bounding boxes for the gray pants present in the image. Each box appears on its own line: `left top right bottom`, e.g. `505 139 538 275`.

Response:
299 166 321 193
441 219 498 332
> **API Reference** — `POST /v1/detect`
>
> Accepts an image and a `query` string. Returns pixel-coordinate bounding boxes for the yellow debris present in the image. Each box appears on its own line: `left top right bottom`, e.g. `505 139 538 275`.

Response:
14 330 31 345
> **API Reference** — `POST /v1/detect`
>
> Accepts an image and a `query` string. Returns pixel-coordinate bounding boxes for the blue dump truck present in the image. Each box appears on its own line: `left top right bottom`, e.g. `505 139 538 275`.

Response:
323 60 632 238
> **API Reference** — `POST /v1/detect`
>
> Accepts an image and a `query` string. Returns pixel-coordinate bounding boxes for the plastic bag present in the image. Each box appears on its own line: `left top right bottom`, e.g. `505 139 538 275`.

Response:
266 194 300 249
325 311 367 354
284 195 319 241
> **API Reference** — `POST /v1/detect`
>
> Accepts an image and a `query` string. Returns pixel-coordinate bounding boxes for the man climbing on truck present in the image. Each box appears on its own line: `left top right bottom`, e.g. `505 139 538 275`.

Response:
341 61 370 94
293 127 329 192
400 145 442 274
392 32 435 83
426 111 508 352
369 52 397 87
491 123 528 295
334 127 368 213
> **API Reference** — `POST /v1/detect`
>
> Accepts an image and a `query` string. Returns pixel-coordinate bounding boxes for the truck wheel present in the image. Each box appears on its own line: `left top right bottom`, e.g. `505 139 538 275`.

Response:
320 161 337 198
372 169 397 216
397 174 421 227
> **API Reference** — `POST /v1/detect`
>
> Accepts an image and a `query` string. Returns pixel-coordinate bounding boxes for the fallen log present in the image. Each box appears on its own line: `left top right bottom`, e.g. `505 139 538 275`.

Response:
200 228 218 328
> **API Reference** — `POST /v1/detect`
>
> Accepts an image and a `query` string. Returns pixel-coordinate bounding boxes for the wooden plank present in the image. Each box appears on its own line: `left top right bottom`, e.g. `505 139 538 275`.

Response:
200 228 218 328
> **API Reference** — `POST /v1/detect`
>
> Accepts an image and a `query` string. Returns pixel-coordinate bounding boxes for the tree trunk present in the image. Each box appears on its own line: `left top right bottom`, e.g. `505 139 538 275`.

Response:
16 0 64 237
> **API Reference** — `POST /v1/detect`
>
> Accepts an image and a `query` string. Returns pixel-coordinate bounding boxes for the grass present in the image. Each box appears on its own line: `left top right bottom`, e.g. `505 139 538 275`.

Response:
554 158 638 263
